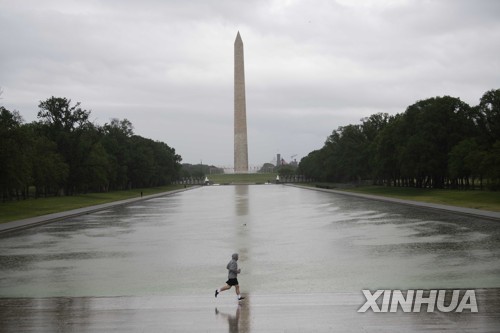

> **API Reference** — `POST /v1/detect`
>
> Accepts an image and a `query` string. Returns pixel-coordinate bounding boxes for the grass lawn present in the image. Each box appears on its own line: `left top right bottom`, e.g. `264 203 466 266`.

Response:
342 186 500 212
0 185 185 224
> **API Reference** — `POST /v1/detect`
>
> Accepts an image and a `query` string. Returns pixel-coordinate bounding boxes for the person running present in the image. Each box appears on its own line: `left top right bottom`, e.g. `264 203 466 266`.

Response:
215 253 245 301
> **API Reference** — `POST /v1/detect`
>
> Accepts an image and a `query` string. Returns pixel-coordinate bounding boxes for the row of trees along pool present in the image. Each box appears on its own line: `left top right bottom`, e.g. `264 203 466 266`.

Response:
0 97 182 201
298 89 500 190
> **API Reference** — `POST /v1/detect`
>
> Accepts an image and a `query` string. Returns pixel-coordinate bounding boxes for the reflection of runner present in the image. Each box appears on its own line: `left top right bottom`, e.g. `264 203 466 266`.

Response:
215 306 240 332
215 253 245 301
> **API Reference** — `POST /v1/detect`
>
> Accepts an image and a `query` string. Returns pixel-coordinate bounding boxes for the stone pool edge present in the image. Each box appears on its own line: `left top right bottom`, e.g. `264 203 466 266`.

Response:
287 184 500 222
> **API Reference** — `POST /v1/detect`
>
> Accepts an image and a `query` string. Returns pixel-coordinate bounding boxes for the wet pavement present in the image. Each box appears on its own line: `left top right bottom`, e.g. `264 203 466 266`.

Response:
1 291 499 332
1 185 500 332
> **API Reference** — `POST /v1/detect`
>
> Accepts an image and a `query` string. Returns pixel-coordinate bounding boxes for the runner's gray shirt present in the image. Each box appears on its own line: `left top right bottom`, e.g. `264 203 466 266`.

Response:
227 259 238 279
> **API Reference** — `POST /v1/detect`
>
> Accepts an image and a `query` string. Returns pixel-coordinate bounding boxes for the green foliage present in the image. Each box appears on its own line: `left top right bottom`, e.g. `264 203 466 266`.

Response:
0 108 32 199
180 163 223 179
31 135 69 196
299 89 500 190
38 97 91 132
259 163 276 173
0 97 182 201
277 165 296 177
298 149 328 181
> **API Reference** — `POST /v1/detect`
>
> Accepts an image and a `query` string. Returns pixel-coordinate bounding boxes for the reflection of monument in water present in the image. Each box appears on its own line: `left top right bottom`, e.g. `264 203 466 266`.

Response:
234 32 249 173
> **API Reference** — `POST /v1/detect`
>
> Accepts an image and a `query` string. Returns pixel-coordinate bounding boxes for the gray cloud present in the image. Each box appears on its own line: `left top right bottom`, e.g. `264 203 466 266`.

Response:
1 0 499 167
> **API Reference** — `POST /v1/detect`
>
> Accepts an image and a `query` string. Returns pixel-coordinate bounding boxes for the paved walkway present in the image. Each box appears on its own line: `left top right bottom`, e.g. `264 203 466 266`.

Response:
0 186 199 234
1 290 499 332
288 184 500 221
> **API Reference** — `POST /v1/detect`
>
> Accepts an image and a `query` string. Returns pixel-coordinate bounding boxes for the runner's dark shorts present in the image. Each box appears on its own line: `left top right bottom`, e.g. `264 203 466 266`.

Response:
226 278 239 286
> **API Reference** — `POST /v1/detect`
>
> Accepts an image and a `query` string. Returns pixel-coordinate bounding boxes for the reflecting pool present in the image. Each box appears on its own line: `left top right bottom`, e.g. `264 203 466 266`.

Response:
1 185 499 298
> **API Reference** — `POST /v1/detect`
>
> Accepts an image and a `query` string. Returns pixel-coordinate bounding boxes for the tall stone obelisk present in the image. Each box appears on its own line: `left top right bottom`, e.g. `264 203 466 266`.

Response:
234 31 249 173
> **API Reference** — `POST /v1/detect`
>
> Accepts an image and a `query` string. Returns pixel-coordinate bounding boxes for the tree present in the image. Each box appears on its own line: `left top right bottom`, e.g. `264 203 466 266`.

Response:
321 124 369 182
102 119 134 190
180 163 210 179
37 97 90 132
448 139 478 189
36 97 99 194
298 149 328 181
299 91 495 189
391 96 474 188
150 141 181 186
372 114 403 186
277 165 295 177
478 89 500 145
1 97 183 199
28 127 69 197
82 141 111 192
258 163 275 173
0 108 32 200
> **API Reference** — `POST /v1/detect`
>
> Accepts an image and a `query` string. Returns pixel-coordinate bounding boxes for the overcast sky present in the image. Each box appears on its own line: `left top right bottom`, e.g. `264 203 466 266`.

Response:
1 0 499 169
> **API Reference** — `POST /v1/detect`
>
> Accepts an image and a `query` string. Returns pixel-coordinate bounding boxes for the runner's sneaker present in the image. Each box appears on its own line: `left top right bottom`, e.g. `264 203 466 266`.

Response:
215 290 219 298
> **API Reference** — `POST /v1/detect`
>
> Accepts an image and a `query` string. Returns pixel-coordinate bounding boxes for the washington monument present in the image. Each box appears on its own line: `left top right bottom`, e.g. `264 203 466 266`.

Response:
234 31 249 173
